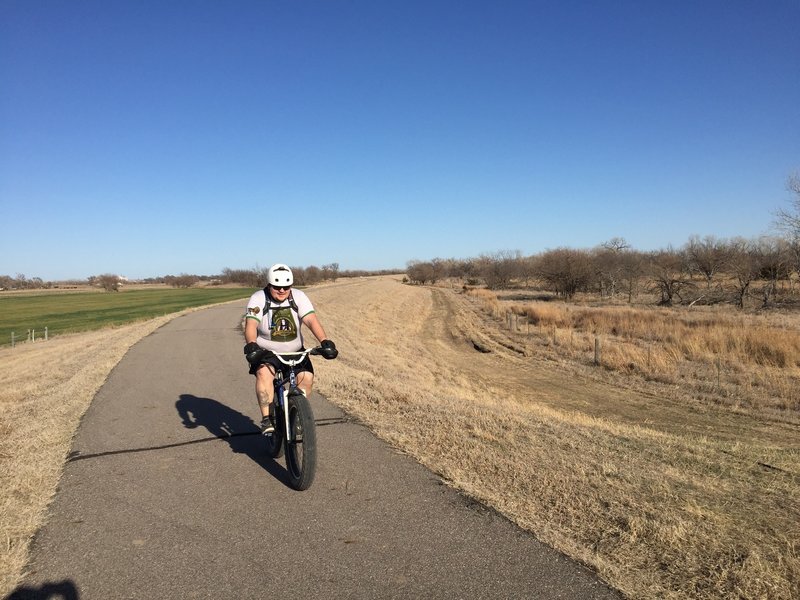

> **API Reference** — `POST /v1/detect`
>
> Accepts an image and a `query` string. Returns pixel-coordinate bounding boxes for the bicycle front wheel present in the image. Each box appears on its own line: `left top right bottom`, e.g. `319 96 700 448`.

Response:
285 392 317 491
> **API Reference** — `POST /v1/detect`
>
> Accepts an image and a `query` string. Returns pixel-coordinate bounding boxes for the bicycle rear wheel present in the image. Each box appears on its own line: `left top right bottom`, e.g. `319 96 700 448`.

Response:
285 391 317 490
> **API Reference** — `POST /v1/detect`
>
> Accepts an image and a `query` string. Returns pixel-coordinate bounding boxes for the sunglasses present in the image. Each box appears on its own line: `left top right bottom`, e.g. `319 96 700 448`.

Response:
272 285 291 292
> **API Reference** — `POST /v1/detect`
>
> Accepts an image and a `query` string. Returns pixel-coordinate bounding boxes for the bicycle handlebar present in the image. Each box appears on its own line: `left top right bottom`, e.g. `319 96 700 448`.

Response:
271 347 320 366
247 345 333 366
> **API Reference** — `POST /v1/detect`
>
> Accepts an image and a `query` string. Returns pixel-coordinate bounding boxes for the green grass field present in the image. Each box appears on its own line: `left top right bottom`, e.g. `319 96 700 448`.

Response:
0 287 253 346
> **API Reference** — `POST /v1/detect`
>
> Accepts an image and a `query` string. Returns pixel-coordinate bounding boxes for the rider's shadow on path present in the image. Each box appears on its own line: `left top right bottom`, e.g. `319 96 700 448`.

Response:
175 394 292 487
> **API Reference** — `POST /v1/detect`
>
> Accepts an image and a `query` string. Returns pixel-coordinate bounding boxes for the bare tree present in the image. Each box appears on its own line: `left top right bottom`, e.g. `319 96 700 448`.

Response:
95 273 122 292
220 268 265 287
479 250 523 290
429 258 448 284
726 238 760 309
165 273 199 288
686 235 730 288
307 265 325 285
620 250 647 303
447 257 479 283
291 266 308 286
322 263 340 282
775 174 800 287
518 255 539 288
601 237 631 253
535 248 594 299
753 237 792 307
647 248 692 306
406 260 436 285
13 273 44 290
775 173 800 239
594 238 632 298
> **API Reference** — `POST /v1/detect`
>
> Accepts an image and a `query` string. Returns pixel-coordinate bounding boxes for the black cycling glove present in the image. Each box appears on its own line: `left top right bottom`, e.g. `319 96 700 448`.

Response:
244 342 262 364
320 339 338 360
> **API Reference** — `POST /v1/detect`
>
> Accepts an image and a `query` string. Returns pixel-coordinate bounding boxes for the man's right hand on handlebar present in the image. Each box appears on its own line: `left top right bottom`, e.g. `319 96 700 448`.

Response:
320 339 338 360
244 342 261 364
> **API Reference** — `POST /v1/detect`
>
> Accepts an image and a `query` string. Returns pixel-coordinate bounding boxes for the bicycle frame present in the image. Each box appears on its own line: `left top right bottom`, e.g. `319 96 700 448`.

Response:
271 349 313 442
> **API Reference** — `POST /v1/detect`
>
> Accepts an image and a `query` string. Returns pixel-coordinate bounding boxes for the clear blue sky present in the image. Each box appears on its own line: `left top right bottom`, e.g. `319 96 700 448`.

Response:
1 0 798 281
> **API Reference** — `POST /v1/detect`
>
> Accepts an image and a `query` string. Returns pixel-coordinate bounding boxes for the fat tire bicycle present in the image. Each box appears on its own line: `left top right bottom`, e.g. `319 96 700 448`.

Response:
249 347 328 491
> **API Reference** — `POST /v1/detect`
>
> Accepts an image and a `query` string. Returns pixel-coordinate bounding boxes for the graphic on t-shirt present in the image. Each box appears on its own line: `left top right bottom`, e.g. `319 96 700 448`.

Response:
270 307 297 342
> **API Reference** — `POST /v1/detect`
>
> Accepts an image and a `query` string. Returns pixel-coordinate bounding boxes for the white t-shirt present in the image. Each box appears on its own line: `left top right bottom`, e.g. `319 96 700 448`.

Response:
245 288 315 353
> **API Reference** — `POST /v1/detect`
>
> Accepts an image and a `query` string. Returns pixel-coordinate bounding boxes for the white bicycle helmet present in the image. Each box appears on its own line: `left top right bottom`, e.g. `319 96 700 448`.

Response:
267 263 293 287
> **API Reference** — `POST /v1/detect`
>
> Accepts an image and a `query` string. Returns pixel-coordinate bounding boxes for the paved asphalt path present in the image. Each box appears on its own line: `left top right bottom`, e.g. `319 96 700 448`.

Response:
10 303 621 600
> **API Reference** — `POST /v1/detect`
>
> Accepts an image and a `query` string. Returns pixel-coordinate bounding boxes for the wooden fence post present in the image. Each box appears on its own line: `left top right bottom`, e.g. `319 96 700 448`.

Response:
594 337 601 365
11 331 15 348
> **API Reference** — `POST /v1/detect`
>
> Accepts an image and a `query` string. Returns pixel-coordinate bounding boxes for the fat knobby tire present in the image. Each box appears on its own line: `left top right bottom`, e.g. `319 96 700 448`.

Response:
285 392 317 491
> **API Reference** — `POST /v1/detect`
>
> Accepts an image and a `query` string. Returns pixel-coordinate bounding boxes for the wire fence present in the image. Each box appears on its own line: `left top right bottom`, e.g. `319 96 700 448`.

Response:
8 327 49 348
501 311 609 364
500 310 795 404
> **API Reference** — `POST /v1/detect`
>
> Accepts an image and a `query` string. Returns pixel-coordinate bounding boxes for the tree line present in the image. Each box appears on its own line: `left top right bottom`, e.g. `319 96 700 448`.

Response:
0 274 49 290
218 263 343 287
0 263 403 292
3 243 797 307
405 174 800 309
406 235 799 309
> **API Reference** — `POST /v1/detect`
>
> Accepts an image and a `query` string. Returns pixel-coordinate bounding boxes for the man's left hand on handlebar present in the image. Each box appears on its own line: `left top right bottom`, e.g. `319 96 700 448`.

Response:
320 339 338 360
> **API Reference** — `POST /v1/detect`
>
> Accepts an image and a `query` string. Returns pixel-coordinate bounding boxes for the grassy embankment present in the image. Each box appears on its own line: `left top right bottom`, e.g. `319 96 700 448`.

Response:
311 278 800 599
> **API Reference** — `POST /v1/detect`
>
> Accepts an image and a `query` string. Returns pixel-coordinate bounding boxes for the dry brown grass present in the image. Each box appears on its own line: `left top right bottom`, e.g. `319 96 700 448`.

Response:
471 290 800 414
312 277 800 599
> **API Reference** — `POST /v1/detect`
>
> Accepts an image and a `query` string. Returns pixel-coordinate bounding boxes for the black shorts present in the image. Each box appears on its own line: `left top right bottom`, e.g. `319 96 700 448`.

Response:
248 351 315 377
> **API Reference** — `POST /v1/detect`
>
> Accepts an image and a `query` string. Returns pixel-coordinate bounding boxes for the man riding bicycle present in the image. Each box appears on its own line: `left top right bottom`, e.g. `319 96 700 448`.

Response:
243 264 337 434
